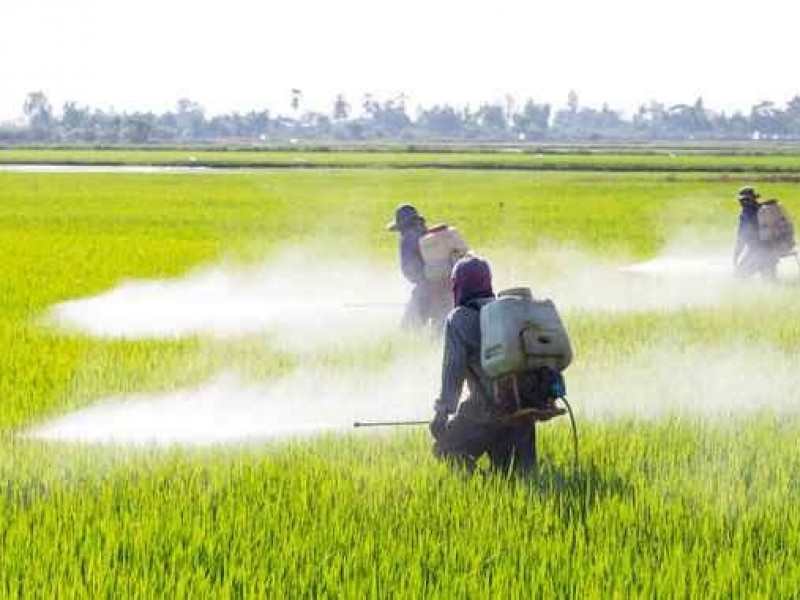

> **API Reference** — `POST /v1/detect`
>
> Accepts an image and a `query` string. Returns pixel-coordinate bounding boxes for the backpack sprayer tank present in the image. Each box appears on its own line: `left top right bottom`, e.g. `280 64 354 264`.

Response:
480 287 572 379
479 287 579 469
757 200 796 255
419 224 469 281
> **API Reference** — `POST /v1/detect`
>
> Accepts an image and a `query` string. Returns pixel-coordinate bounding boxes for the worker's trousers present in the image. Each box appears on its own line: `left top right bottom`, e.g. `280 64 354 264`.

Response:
402 279 453 333
433 405 536 474
735 246 779 281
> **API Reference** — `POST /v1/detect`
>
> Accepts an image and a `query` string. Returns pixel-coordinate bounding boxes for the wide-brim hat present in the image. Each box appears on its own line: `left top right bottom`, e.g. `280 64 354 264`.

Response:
738 186 760 201
386 204 421 231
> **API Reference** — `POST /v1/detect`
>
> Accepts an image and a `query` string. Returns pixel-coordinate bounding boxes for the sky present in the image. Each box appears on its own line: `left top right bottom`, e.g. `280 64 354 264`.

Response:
1 0 799 121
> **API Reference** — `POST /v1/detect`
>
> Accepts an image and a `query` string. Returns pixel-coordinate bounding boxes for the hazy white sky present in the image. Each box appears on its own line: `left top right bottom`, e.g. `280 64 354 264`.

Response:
1 0 798 120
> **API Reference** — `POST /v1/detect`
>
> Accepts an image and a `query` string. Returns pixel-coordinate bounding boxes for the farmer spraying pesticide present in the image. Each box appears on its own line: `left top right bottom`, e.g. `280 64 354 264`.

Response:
429 255 574 474
733 186 796 281
386 204 468 331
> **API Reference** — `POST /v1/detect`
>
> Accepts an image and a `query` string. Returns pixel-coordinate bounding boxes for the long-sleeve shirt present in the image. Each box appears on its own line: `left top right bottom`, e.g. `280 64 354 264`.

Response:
399 226 426 284
436 298 494 417
737 203 760 245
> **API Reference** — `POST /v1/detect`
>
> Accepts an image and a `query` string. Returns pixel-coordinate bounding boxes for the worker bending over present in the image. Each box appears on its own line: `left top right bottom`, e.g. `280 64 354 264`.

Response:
386 204 467 331
429 256 535 474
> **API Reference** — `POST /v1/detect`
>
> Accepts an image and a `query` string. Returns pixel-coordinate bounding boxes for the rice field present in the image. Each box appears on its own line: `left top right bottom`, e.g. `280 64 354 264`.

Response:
3 147 800 172
2 166 800 596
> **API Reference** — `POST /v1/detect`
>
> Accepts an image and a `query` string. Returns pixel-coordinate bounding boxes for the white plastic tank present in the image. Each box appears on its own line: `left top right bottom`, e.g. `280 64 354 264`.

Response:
480 287 572 378
419 224 469 280
757 200 795 251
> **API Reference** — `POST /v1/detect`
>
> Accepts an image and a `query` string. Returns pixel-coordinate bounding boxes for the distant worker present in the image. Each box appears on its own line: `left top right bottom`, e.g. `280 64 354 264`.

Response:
386 204 468 331
733 186 796 281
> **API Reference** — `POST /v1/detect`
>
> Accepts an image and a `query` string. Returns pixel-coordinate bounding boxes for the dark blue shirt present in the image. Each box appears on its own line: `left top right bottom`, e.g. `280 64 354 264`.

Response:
738 203 760 244
399 226 426 284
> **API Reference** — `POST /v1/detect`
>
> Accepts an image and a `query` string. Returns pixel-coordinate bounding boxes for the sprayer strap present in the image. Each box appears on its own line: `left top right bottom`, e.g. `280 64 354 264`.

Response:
466 364 493 402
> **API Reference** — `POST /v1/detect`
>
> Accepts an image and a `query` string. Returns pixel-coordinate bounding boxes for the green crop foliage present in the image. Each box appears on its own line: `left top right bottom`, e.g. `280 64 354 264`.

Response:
3 146 800 171
1 165 800 596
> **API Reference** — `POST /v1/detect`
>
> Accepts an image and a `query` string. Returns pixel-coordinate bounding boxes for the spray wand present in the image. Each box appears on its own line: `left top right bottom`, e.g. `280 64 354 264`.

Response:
353 420 427 428
353 401 579 470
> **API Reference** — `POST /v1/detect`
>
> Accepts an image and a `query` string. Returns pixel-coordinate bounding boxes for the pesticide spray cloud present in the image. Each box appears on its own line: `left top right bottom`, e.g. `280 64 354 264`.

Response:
525 234 797 314
493 245 740 314
33 240 800 446
49 243 750 347
30 338 800 445
572 342 800 420
48 250 407 350
620 255 732 278
34 248 438 445
29 349 441 446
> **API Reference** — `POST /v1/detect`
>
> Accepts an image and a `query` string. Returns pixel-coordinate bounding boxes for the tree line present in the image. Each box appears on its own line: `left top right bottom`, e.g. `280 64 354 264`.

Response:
4 90 800 144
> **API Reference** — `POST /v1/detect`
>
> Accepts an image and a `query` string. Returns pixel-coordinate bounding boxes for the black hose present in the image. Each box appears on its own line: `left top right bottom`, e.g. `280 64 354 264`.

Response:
559 396 589 546
560 396 579 471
